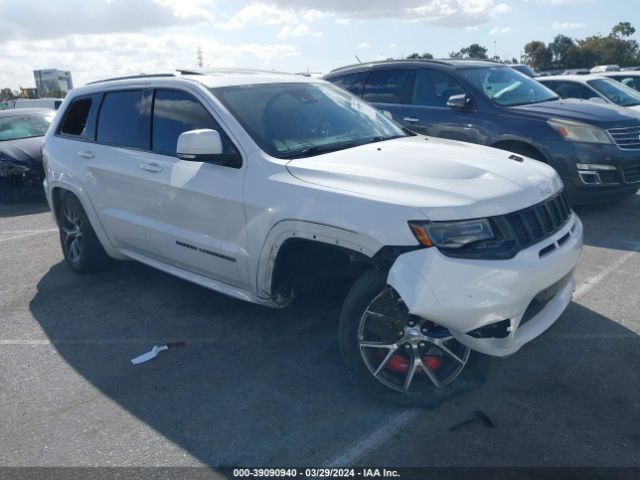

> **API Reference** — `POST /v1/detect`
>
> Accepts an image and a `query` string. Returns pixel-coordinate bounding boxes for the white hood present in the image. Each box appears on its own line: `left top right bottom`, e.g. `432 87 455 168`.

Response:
286 136 564 221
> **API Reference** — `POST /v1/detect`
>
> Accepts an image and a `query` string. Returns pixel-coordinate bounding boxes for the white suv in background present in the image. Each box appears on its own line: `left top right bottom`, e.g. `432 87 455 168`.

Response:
42 70 583 405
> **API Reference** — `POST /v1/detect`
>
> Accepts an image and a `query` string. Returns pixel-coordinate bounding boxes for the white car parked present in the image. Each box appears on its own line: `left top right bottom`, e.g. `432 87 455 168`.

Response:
43 69 583 404
538 74 640 113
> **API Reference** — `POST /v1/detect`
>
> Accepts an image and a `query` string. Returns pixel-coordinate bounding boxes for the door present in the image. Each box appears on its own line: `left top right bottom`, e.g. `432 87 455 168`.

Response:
135 88 249 288
401 69 477 142
84 89 153 253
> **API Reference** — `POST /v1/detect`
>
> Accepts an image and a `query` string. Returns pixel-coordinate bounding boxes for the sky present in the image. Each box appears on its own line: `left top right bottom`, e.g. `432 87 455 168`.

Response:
0 0 638 89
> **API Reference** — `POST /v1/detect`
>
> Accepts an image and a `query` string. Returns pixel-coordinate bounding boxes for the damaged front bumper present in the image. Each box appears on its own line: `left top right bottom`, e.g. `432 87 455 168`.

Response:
387 213 583 357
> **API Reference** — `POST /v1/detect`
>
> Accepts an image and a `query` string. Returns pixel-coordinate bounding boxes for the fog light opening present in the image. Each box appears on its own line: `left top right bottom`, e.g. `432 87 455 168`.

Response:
578 171 601 185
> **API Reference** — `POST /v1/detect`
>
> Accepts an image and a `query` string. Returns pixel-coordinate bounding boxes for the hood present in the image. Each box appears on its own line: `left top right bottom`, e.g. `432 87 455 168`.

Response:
0 136 43 169
508 99 640 128
286 136 564 221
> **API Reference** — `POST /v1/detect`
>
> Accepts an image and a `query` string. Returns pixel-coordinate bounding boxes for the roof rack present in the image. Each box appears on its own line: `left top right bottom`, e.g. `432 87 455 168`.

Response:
328 58 450 73
86 72 184 85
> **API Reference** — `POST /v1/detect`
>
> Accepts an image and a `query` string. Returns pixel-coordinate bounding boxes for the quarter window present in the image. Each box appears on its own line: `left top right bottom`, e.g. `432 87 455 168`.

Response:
332 72 369 96
96 90 144 148
362 69 411 104
60 97 93 137
411 70 467 107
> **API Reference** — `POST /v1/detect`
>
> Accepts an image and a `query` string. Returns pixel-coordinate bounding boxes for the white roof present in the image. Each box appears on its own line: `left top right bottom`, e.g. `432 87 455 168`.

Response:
71 68 320 96
537 74 612 83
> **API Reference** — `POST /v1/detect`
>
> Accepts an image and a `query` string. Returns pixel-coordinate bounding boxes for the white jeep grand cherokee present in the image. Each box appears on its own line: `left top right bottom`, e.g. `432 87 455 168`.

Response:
43 70 582 404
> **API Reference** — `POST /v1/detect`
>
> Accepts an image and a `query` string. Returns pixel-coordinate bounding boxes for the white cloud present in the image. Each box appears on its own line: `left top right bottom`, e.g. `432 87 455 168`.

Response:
277 24 323 38
0 33 299 89
388 43 398 49
489 26 511 35
269 0 511 27
466 26 480 31
552 21 587 30
357 42 371 48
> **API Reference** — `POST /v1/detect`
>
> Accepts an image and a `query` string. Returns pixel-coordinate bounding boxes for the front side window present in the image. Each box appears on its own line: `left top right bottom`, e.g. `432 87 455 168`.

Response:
96 90 144 148
151 89 237 157
362 69 411 104
461 67 558 106
411 69 467 107
212 82 407 159
0 112 54 142
587 78 640 107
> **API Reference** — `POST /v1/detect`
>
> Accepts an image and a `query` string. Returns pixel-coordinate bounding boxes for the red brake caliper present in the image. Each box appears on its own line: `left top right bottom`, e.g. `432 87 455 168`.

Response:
375 350 442 373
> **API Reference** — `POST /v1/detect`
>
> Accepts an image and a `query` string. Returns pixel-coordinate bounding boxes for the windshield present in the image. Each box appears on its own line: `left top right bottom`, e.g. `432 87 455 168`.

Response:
460 66 559 106
212 82 408 159
0 112 54 142
587 78 640 107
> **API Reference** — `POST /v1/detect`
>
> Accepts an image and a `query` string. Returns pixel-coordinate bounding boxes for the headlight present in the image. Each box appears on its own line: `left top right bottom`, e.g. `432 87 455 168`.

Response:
547 118 612 144
409 219 495 249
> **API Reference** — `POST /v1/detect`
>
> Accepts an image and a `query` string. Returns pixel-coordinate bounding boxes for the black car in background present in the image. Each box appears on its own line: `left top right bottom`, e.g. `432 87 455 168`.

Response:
0 108 54 202
324 60 640 203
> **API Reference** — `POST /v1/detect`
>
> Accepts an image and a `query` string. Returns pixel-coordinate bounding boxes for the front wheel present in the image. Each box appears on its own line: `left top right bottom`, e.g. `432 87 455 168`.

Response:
338 269 491 407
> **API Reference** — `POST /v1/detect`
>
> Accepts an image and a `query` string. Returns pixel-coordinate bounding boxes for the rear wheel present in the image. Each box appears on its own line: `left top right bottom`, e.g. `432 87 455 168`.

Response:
58 192 111 273
339 269 490 407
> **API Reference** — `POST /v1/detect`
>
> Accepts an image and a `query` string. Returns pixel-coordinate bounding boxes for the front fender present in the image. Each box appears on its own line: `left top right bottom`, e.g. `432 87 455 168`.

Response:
255 220 383 299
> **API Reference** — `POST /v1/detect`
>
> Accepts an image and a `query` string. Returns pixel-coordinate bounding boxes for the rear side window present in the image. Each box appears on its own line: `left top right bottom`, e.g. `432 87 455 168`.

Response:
362 69 411 104
60 97 93 137
97 90 144 148
151 89 238 158
411 69 467 107
331 72 369 96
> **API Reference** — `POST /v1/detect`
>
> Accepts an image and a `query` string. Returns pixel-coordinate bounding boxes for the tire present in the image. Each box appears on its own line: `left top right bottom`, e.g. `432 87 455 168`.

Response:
338 268 491 407
57 192 111 273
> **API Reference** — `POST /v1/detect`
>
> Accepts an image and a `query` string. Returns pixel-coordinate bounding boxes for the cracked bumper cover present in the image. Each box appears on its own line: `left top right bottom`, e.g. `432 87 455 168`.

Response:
387 214 583 357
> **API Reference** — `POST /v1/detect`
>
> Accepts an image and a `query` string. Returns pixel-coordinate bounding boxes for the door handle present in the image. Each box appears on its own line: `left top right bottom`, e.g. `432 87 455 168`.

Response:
139 163 163 173
403 117 419 123
77 150 95 159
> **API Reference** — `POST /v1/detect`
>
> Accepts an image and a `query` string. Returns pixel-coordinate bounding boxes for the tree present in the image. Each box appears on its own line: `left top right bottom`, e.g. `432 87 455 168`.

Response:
612 21 635 38
549 35 575 67
406 52 434 59
524 41 552 70
449 43 488 59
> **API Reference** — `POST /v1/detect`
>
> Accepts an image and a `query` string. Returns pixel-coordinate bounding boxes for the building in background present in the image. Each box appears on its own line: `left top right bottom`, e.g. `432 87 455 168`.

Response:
33 69 73 96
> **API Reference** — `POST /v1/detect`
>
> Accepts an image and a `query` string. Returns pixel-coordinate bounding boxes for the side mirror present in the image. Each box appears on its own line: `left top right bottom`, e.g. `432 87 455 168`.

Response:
446 94 472 110
176 129 241 167
379 109 393 119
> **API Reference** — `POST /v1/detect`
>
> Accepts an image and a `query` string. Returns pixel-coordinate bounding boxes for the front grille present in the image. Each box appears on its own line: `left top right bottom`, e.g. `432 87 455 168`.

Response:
623 164 640 183
437 190 573 260
607 125 640 150
503 191 572 250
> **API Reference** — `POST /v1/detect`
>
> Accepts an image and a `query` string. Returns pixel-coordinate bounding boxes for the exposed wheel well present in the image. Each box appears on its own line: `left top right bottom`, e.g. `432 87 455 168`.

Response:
50 187 69 220
491 140 547 162
270 238 373 302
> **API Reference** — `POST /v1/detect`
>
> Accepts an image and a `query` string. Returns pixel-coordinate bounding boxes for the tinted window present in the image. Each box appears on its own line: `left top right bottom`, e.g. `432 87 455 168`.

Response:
152 89 231 156
60 97 92 137
362 69 411 104
331 72 369 96
97 90 144 148
609 76 639 92
411 69 467 107
545 81 594 100
0 112 54 142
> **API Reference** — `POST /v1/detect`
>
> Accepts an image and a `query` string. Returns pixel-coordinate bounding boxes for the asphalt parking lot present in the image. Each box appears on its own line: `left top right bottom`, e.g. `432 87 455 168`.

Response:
1 194 639 469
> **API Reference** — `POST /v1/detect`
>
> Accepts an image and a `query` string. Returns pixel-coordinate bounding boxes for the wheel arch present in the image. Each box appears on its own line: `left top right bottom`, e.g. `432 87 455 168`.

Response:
490 138 549 163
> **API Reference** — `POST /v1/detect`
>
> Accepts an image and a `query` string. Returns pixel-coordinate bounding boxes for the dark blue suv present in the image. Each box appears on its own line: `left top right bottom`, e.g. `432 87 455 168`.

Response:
324 60 640 203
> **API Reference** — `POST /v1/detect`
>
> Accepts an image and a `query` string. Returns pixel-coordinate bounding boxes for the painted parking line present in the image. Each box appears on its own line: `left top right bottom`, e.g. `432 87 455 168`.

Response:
0 228 58 243
322 247 638 467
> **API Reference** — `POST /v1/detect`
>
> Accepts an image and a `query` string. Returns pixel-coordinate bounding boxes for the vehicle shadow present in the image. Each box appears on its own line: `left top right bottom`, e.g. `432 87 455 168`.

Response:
28 260 397 466
0 196 49 218
28 258 640 466
573 192 640 252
